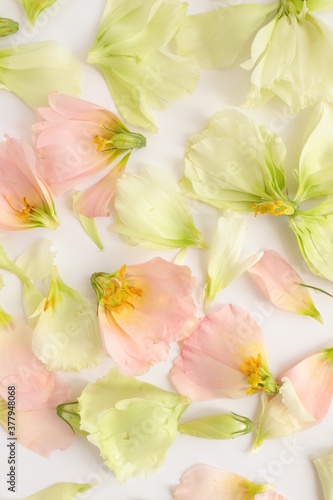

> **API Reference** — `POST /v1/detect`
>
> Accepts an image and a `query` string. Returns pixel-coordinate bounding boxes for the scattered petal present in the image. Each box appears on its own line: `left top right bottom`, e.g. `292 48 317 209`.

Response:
23 482 98 500
248 250 322 322
113 167 207 250
178 413 254 440
313 450 333 500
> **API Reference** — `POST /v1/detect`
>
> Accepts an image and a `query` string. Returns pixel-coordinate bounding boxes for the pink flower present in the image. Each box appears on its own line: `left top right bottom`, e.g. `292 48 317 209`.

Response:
255 348 333 449
0 135 59 230
170 305 278 400
248 250 322 322
0 313 76 456
173 465 287 500
33 93 146 195
91 258 197 376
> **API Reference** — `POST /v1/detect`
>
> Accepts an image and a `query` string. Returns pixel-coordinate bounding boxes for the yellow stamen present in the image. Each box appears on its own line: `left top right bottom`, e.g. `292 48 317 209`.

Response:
94 135 107 152
102 265 143 312
241 353 267 395
6 196 35 221
250 200 292 217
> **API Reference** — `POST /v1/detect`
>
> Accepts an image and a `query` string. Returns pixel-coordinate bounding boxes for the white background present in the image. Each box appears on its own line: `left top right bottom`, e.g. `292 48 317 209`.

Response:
1 1 333 499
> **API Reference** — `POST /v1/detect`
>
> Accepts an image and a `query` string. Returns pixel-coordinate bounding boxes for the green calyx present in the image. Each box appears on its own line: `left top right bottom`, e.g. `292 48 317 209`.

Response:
0 18 19 38
323 348 333 363
178 412 254 440
56 402 88 437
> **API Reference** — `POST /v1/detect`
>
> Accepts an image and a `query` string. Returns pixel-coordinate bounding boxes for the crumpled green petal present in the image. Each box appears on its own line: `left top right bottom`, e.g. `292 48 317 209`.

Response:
87 0 199 132
0 41 81 108
313 451 333 500
19 0 57 27
69 369 191 482
32 266 105 371
294 102 333 202
288 200 333 281
181 109 294 215
23 482 98 500
176 3 277 69
112 167 208 249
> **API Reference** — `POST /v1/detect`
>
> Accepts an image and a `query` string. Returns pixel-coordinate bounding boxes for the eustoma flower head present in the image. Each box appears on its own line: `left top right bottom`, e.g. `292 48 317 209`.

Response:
173 465 287 500
170 304 278 400
0 135 59 230
181 110 294 216
0 307 76 456
91 257 196 375
177 0 333 112
33 93 146 195
248 250 322 322
19 0 57 27
113 167 207 250
32 266 105 371
87 0 199 132
57 368 191 482
0 41 81 108
254 347 333 450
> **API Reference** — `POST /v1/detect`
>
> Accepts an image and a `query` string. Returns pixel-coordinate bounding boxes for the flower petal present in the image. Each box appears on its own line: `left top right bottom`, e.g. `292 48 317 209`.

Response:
0 41 81 108
24 482 98 500
176 3 277 69
113 167 207 249
248 249 322 322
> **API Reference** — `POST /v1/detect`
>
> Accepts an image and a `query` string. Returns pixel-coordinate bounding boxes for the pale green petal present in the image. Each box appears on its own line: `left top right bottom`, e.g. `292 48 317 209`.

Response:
19 0 57 27
307 0 333 10
295 102 333 202
15 239 56 283
313 451 333 500
78 369 190 482
205 213 262 309
288 200 333 281
244 13 333 112
178 413 253 440
112 167 207 249
176 3 277 69
92 0 188 57
254 377 316 450
23 482 98 500
87 0 199 131
73 193 104 251
0 242 44 324
0 41 81 108
32 267 105 371
183 110 292 214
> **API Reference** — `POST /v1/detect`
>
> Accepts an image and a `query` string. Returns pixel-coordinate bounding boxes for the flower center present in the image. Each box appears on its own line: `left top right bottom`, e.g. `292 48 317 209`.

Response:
241 353 279 395
250 200 294 217
102 265 143 312
94 130 146 153
6 196 35 221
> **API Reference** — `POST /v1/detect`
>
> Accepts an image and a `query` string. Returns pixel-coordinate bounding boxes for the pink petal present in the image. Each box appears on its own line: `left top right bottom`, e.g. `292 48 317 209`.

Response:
170 305 268 400
248 250 321 321
255 492 287 500
0 320 71 410
12 407 76 457
99 307 167 376
33 93 127 195
73 154 129 218
280 351 333 422
173 465 277 500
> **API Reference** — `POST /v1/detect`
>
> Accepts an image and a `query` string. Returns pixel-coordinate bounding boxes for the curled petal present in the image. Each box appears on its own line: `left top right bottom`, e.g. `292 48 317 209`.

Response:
248 250 322 322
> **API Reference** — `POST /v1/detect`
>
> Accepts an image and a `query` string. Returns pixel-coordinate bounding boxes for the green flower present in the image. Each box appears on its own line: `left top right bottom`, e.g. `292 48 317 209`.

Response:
58 369 190 482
